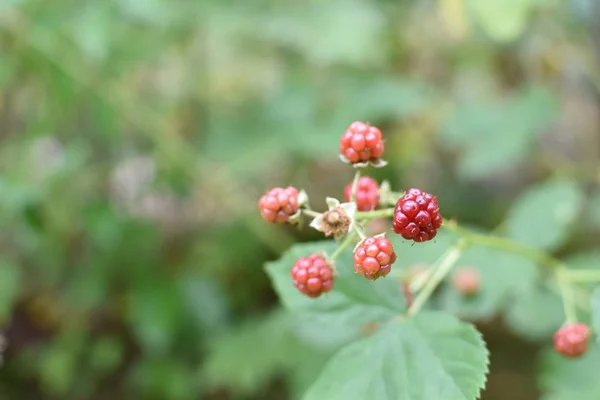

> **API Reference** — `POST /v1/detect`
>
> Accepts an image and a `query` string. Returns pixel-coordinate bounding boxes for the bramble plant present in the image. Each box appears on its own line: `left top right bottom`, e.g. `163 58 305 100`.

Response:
258 121 600 400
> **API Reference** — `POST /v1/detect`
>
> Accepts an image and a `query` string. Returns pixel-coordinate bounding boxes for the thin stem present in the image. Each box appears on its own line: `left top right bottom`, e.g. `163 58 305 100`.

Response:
329 231 357 261
354 225 367 240
407 240 469 317
350 170 362 203
563 269 600 282
355 208 395 220
409 247 456 293
442 221 563 271
556 268 578 324
302 209 320 218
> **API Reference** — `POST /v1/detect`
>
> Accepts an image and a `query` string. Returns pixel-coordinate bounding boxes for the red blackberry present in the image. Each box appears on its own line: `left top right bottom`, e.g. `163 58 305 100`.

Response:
353 236 397 280
291 254 334 298
393 188 442 242
339 121 384 164
258 186 299 223
553 323 590 358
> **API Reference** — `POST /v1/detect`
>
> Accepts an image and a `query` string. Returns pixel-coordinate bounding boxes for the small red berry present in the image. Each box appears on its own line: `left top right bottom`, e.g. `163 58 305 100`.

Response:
553 323 590 358
353 236 397 280
291 254 334 298
392 188 442 242
258 186 300 223
339 121 384 164
451 267 480 296
344 176 379 211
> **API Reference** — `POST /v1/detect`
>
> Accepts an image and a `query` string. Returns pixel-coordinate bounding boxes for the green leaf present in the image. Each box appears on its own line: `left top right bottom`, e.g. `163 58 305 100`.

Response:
203 308 331 396
128 357 198 400
538 345 600 400
0 260 22 323
591 287 600 343
89 336 124 374
265 241 406 347
436 247 537 321
591 191 600 228
505 179 583 251
504 284 565 341
564 251 600 271
127 280 185 355
304 312 489 400
440 86 559 180
467 0 534 42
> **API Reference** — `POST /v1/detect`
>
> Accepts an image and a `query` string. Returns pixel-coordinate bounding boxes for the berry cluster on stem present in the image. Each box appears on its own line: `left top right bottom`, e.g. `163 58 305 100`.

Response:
258 120 597 358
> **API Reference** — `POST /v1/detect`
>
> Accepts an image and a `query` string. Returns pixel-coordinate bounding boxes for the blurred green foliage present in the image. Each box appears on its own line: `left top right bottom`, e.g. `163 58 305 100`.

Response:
0 0 599 399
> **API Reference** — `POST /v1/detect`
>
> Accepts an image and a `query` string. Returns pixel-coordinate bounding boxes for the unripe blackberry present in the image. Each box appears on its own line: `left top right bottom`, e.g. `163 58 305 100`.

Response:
344 176 379 211
451 267 480 296
553 323 590 358
258 186 299 223
353 236 397 280
339 121 384 164
291 254 334 298
393 188 442 242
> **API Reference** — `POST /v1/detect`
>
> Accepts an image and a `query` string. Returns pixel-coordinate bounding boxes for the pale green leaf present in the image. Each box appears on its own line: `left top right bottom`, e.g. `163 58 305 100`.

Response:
467 0 534 42
437 246 537 321
538 345 600 400
304 312 489 400
504 285 564 341
505 179 583 251
591 287 600 343
265 241 406 347
440 86 559 180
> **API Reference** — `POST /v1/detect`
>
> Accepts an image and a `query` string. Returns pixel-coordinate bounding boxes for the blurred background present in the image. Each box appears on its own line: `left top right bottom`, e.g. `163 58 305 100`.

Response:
0 0 599 399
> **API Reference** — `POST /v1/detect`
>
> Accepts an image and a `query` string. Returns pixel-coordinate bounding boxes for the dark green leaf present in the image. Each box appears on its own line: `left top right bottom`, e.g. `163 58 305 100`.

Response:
304 312 489 400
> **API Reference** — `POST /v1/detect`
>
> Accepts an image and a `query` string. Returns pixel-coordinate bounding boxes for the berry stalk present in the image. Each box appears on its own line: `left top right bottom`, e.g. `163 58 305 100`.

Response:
329 231 358 261
407 240 469 317
556 268 578 324
350 169 361 203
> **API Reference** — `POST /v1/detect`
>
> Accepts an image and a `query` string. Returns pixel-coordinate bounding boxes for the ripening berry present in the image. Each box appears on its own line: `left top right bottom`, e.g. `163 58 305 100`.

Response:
353 236 397 280
291 254 334 298
553 323 590 358
393 188 442 243
339 121 384 164
344 176 379 211
258 186 300 223
451 267 480 296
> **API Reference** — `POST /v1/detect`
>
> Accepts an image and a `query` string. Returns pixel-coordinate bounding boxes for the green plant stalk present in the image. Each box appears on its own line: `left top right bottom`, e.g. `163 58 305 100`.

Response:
356 209 564 271
329 230 357 261
563 269 600 282
556 268 578 324
407 240 469 317
302 209 320 218
409 247 457 293
357 208 589 318
350 169 361 203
